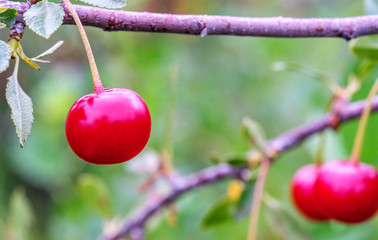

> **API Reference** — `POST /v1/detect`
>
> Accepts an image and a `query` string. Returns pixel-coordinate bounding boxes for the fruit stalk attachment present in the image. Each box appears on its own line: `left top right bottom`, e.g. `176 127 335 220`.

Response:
62 0 104 94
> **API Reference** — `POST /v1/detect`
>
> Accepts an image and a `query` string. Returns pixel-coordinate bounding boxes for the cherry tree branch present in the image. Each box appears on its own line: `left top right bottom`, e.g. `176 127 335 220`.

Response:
1 1 378 40
98 96 378 240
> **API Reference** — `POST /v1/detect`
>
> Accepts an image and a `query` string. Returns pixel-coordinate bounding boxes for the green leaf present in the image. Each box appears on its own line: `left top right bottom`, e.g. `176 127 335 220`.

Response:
0 7 17 27
201 196 236 229
0 40 11 73
271 61 335 87
6 187 34 240
235 179 255 221
241 117 266 149
77 173 113 218
364 0 378 15
24 1 64 39
263 194 313 240
78 0 127 9
349 35 378 60
226 156 248 166
6 57 34 147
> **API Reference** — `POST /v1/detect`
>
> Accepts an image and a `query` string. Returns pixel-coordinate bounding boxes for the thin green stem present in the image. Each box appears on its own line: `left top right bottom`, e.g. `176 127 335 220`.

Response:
247 158 270 240
315 132 325 166
315 96 334 166
62 0 104 94
350 78 378 164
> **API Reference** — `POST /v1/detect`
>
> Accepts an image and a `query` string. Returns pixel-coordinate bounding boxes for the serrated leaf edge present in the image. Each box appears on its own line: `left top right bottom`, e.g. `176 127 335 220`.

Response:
0 40 11 73
6 57 34 147
23 1 64 39
78 0 127 9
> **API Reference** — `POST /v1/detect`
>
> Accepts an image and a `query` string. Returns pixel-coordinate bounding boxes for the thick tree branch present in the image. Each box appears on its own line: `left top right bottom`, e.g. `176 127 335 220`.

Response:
99 96 378 240
1 1 378 39
3 1 377 238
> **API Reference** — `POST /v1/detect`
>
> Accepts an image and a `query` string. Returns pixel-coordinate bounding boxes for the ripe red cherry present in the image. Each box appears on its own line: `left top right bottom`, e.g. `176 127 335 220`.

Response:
290 164 328 221
315 160 378 223
65 88 151 165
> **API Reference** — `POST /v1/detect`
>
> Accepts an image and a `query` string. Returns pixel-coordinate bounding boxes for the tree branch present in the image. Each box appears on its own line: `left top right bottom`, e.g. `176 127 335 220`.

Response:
1 1 378 39
3 1 378 238
99 96 378 240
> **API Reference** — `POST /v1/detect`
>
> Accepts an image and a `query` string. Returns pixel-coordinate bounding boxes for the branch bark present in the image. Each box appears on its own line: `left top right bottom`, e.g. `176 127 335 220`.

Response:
1 1 378 39
99 96 378 240
3 1 378 238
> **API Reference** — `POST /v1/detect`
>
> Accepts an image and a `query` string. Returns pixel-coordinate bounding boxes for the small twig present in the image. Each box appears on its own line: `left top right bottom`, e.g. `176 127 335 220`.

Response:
99 96 378 240
98 164 246 240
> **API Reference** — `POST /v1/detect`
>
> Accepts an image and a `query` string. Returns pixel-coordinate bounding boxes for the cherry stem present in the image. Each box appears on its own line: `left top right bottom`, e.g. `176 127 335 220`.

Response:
62 0 104 94
247 158 270 240
315 132 325 166
315 96 335 166
350 78 378 164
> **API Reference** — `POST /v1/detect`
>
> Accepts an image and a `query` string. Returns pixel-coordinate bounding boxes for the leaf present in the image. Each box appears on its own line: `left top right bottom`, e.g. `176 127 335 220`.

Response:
78 0 127 9
24 1 64 39
77 173 113 218
0 7 17 27
241 117 266 149
235 179 256 221
226 156 248 166
0 7 7 14
271 61 337 90
31 40 64 62
263 194 313 240
6 187 34 240
6 57 34 147
201 196 236 229
349 35 378 60
0 40 11 73
364 0 378 15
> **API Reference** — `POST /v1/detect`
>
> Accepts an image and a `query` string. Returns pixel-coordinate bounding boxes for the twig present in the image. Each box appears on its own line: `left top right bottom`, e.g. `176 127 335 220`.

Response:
2 1 378 39
99 96 378 240
99 163 246 240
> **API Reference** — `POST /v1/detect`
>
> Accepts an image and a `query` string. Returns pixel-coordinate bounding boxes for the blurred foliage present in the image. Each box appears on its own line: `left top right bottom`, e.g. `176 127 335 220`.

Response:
0 0 377 240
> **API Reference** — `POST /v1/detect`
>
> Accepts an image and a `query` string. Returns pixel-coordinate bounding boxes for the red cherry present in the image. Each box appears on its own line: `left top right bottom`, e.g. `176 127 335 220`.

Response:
290 164 329 221
65 88 151 165
315 160 378 223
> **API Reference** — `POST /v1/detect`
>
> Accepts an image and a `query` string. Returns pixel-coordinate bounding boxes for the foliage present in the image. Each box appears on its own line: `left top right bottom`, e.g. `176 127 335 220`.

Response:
0 0 377 240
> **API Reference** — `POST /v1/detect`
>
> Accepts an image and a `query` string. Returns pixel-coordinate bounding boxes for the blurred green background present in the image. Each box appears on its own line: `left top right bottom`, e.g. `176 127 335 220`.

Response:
0 0 377 239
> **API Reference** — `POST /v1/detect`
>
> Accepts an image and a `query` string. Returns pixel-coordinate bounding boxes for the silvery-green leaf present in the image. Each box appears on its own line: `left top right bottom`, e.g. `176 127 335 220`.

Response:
6 57 34 147
78 0 126 9
32 40 64 61
24 1 64 39
0 40 11 73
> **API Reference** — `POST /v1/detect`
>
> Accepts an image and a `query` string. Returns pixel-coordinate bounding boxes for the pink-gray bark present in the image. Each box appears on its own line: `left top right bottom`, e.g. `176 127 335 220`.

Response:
2 1 378 39
2 1 378 239
99 97 378 240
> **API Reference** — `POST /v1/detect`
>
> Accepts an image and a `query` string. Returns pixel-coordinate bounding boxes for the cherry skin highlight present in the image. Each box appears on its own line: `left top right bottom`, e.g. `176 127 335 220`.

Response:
65 88 151 165
315 160 378 223
291 164 328 221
